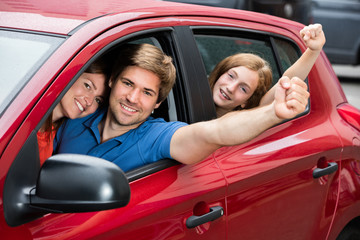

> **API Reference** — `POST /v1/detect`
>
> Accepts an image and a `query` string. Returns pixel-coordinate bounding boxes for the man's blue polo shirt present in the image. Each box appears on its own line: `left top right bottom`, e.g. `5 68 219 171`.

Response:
53 108 187 172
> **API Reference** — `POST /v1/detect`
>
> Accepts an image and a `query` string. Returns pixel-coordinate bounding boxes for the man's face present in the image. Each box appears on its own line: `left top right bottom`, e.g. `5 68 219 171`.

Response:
108 65 161 128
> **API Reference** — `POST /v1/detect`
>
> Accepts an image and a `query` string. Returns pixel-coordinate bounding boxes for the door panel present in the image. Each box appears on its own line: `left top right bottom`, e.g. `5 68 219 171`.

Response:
189 22 342 239
215 114 341 239
24 159 227 239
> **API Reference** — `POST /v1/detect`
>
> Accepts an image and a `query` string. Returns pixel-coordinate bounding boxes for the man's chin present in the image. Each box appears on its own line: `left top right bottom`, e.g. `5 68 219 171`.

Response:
115 117 145 128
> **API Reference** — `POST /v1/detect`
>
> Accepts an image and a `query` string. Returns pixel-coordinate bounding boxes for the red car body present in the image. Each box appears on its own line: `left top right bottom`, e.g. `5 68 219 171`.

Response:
0 0 360 239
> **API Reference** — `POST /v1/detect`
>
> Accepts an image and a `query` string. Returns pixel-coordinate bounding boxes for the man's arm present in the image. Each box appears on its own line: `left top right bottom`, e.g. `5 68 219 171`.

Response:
260 24 325 106
170 77 309 165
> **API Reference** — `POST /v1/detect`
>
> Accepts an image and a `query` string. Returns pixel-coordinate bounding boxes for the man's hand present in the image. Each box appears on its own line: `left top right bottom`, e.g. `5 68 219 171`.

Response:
274 76 310 120
300 23 326 52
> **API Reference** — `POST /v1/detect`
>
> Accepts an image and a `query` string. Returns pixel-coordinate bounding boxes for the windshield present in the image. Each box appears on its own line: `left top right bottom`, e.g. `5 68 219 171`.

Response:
0 30 64 115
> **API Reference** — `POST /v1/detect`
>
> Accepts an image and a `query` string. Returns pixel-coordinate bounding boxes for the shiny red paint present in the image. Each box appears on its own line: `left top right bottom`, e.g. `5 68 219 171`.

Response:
23 160 227 239
0 0 359 239
337 103 360 131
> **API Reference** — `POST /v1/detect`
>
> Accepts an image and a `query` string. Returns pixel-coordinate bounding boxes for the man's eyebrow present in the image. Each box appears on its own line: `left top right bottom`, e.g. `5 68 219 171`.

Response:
121 77 158 95
144 87 157 95
121 77 133 84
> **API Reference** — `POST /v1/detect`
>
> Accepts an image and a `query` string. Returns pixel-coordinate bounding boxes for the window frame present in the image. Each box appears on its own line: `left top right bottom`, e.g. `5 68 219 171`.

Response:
190 25 310 120
31 26 210 182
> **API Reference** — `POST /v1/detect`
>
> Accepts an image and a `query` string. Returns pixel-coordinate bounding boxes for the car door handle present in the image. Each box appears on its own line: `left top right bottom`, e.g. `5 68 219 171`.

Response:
186 206 224 229
313 162 338 178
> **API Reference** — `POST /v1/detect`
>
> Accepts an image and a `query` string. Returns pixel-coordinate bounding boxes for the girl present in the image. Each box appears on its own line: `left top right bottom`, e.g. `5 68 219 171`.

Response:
210 24 326 117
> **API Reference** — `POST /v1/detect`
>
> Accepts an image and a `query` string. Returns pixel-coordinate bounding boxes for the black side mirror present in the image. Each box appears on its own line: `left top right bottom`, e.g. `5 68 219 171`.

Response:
4 149 130 227
31 154 130 212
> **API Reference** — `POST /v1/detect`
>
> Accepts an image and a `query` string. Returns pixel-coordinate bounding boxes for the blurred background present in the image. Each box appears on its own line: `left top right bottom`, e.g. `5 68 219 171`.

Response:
163 0 360 108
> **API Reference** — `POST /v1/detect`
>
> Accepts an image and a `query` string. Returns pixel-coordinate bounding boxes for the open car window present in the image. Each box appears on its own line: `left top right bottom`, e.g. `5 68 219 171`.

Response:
272 37 302 74
194 35 281 82
34 30 185 180
192 29 302 87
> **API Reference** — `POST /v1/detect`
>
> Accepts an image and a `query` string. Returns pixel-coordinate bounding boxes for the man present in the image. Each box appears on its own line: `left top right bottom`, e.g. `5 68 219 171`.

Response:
54 43 310 172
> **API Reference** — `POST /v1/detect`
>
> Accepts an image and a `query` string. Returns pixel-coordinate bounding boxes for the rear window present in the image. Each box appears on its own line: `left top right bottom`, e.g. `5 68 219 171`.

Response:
194 34 281 83
193 30 302 86
0 30 64 115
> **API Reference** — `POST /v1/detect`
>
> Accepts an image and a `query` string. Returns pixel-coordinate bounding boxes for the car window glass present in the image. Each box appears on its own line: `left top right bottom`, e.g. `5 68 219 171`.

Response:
0 30 63 116
273 37 301 72
193 34 280 83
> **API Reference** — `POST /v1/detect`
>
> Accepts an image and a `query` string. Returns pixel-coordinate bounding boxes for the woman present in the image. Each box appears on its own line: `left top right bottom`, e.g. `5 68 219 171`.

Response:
37 58 110 164
209 24 326 117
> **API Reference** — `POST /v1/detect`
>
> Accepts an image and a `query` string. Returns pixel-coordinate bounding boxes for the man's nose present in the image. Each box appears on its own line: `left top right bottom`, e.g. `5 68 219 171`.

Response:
127 88 140 103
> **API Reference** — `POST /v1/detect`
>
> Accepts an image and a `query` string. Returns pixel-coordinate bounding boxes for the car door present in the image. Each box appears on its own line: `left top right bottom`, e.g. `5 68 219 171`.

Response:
191 24 342 239
0 18 228 239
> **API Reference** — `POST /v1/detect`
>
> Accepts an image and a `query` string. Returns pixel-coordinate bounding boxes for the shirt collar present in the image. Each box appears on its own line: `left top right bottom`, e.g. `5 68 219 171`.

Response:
83 108 107 143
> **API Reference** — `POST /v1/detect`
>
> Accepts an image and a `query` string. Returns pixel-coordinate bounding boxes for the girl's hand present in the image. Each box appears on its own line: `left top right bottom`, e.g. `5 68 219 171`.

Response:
300 23 326 52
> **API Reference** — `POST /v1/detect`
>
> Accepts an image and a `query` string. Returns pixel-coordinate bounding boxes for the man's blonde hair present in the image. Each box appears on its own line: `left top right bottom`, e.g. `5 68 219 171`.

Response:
111 43 176 103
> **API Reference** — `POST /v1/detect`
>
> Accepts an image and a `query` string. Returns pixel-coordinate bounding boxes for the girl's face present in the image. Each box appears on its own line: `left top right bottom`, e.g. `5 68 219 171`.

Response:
55 72 107 120
213 66 259 115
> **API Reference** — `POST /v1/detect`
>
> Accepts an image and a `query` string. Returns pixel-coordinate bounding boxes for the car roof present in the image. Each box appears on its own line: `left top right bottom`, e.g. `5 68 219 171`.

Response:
0 0 175 34
0 0 303 36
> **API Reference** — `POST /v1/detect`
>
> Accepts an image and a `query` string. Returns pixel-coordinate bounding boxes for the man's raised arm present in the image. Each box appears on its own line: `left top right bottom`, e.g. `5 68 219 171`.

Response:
170 76 309 165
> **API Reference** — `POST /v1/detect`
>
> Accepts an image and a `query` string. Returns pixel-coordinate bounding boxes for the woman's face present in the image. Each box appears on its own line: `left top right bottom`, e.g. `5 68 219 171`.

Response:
56 72 107 120
213 66 259 114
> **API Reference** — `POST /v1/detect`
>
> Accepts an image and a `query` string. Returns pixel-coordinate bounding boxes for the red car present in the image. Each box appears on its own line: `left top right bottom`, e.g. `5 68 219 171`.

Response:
1 0 360 239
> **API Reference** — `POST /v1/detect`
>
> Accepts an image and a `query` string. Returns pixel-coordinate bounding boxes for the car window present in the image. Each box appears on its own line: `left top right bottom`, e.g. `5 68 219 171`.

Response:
43 32 185 181
273 37 301 73
193 34 281 83
0 30 64 116
193 31 302 88
192 29 307 121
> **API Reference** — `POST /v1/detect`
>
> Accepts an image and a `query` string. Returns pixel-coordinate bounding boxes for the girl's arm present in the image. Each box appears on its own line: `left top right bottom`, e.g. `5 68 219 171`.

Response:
260 24 326 106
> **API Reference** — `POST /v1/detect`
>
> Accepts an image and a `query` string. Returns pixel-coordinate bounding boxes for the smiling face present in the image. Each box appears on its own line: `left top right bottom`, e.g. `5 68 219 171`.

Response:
107 65 161 129
53 72 107 121
213 66 259 117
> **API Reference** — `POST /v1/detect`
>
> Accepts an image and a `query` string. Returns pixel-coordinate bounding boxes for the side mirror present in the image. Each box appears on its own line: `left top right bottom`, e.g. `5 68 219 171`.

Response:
31 154 130 212
4 153 130 227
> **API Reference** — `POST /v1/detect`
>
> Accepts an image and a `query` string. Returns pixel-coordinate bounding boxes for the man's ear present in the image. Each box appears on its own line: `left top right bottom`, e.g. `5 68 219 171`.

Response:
154 102 162 109
109 78 114 88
